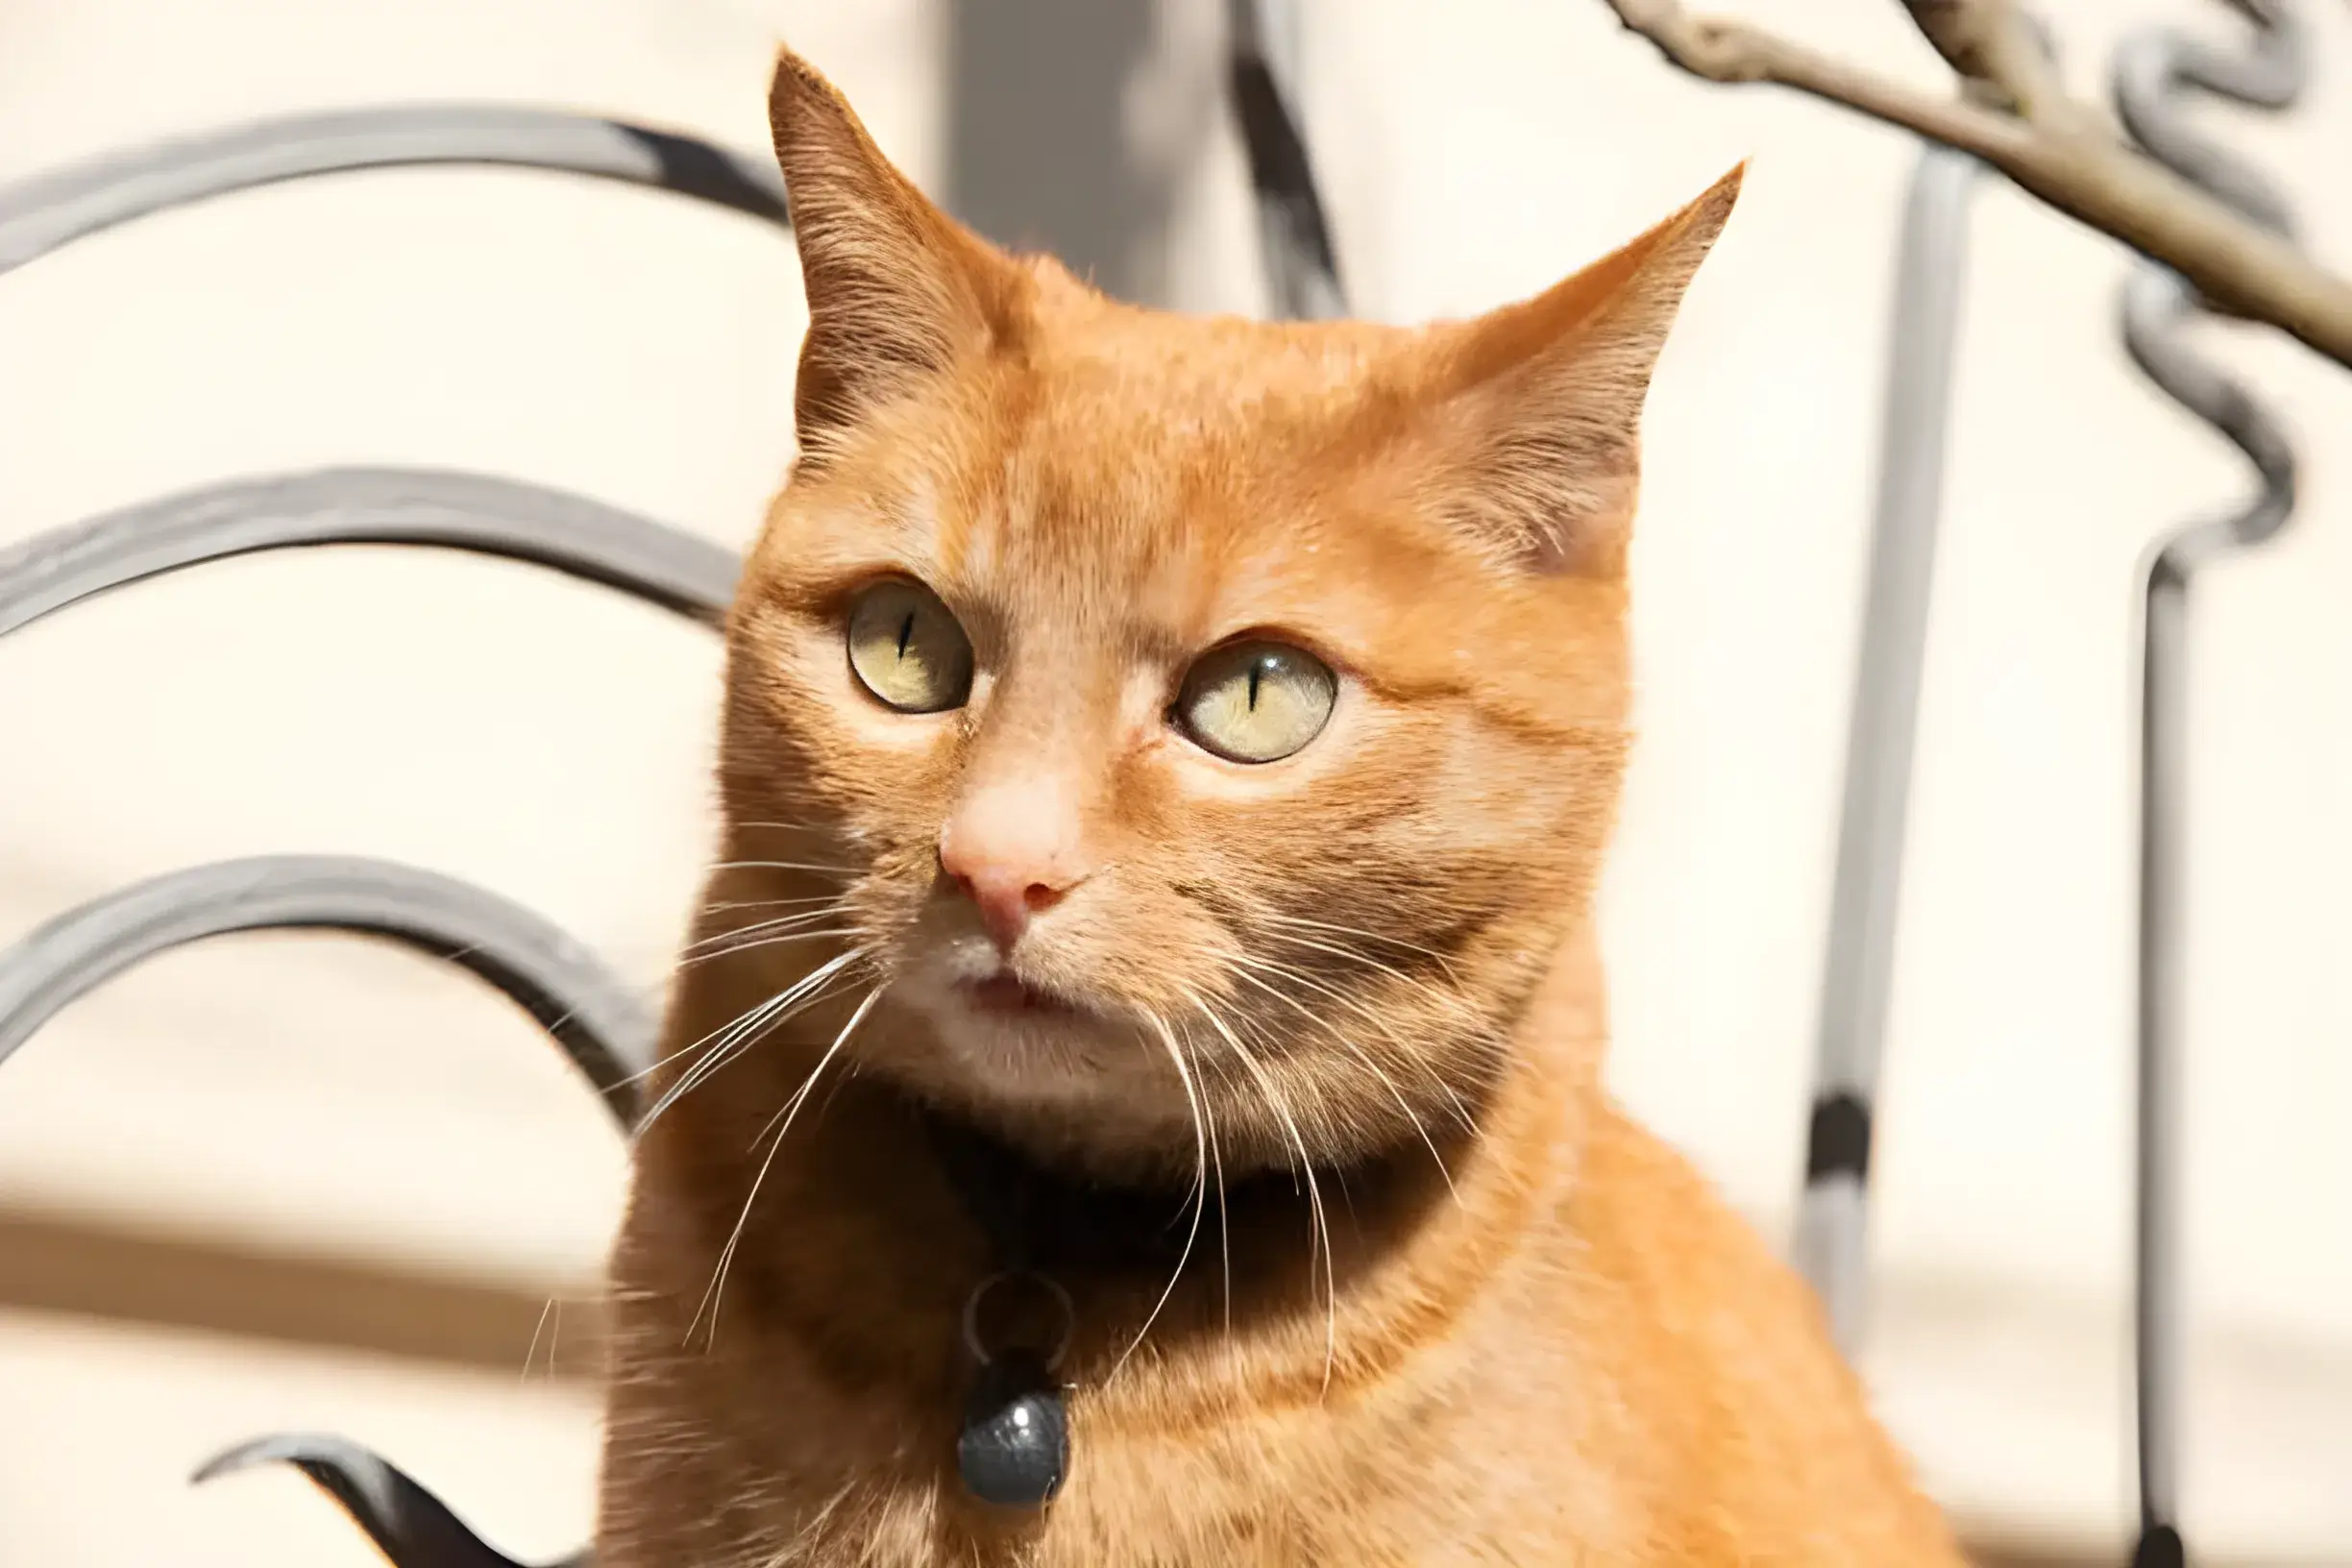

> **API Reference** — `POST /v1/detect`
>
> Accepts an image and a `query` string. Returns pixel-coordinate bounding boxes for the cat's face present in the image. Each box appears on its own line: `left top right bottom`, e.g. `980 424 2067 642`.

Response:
713 52 1735 1175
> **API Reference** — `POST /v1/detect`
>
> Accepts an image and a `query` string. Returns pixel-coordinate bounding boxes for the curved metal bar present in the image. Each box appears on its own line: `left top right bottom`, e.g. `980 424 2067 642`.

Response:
0 104 786 278
1225 0 1346 321
1792 141 1980 1354
0 855 650 1122
195 1434 588 1568
0 467 740 640
2111 6 2306 1562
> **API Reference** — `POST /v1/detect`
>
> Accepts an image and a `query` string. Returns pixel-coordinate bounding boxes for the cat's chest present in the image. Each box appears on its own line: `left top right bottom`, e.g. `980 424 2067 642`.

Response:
832 1341 1605 1567
839 1432 1575 1568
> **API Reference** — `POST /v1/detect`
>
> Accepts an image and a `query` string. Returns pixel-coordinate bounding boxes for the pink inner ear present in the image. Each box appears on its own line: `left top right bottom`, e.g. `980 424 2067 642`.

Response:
1404 168 1735 576
768 46 1027 455
1527 469 1639 576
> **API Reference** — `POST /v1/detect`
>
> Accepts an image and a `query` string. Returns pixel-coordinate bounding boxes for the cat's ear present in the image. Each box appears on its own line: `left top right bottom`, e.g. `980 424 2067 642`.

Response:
769 48 1023 454
1416 164 1742 575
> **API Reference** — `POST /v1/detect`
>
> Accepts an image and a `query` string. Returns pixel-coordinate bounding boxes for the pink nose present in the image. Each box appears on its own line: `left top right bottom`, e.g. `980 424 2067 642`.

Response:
938 781 1086 954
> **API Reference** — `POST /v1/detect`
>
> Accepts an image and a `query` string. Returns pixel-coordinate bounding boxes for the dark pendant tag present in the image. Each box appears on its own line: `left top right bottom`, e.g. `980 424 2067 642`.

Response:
957 1348 1068 1508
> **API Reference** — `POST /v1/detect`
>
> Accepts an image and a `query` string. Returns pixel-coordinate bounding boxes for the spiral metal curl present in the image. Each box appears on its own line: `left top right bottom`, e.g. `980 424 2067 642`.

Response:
2110 5 2307 1563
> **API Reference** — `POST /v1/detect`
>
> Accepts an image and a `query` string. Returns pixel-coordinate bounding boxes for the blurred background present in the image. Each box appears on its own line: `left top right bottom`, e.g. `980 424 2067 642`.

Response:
1 0 2347 1563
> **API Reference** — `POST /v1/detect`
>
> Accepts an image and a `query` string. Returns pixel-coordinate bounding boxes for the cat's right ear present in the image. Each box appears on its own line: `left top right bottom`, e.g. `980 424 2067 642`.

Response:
1403 165 1741 576
769 48 1021 456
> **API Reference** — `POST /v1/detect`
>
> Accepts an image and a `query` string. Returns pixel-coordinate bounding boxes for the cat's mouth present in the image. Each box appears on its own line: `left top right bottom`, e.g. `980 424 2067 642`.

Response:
955 971 1082 1018
898 945 1184 1114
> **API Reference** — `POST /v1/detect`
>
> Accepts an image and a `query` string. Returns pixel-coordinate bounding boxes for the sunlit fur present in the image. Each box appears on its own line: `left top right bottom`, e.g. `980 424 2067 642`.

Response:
599 45 1964 1567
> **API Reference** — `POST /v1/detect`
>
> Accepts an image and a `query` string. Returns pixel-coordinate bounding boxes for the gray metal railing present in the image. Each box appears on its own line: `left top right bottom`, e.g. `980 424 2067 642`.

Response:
1794 7 2313 1567
0 110 786 1158
1791 139 1979 1356
2115 7 2307 1564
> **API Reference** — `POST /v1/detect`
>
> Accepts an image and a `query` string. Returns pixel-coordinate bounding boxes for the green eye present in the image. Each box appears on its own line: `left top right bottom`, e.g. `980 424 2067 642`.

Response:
846 578 973 713
1176 640 1336 764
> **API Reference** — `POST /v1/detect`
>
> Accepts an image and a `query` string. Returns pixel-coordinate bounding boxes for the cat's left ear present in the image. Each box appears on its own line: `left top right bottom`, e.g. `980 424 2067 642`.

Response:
768 47 1026 458
1416 164 1743 575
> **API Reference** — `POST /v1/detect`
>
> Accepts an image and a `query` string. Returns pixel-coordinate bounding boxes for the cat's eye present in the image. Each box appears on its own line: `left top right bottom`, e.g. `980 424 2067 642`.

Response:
846 578 973 713
1175 639 1336 764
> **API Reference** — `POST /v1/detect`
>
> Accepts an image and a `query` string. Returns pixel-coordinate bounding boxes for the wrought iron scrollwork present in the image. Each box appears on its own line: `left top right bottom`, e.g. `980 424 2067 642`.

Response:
2111 6 2308 1564
0 466 740 639
1797 10 2312 1566
0 855 654 1121
194 1434 589 1568
0 101 784 1568
0 104 787 277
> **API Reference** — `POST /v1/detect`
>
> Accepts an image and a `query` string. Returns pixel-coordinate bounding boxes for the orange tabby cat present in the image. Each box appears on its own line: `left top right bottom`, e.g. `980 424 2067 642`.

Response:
599 45 1964 1567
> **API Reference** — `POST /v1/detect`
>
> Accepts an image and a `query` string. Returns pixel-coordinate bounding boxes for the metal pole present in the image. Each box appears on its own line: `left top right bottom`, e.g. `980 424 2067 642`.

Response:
2110 6 2305 1560
1794 142 1978 1353
1226 0 1346 320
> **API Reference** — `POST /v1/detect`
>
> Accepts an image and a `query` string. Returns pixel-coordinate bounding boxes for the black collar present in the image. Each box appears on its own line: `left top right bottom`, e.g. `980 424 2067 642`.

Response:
920 1099 1238 1512
920 1101 1225 1277
916 1092 1440 1282
915 1095 1441 1510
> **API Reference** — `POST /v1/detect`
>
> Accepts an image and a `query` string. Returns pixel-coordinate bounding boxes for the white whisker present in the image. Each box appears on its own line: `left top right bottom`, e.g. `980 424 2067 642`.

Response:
702 858 856 879
1220 951 1480 1142
670 926 863 975
1110 1011 1210 1381
523 1295 555 1382
1258 911 1467 981
616 984 800 1101
1255 925 1482 1028
636 950 863 1135
1195 1022 1234 1338
1187 988 1337 1398
690 985 886 1349
680 905 852 957
1219 961 1459 1205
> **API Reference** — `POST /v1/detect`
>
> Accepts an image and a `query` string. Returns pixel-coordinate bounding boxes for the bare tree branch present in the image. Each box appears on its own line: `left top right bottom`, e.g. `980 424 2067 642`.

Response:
1600 0 2352 372
1899 0 2068 118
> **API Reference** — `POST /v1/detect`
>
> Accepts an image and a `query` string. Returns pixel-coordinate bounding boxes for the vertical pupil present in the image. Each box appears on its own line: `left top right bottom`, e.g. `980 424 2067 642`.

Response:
896 609 916 659
1246 657 1264 710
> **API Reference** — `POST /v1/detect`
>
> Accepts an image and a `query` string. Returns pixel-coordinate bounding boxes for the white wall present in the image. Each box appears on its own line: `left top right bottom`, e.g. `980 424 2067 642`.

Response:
1 0 2346 1561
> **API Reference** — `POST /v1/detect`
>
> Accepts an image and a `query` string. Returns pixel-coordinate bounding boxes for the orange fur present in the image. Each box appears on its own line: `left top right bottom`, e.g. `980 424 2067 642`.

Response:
597 46 1965 1566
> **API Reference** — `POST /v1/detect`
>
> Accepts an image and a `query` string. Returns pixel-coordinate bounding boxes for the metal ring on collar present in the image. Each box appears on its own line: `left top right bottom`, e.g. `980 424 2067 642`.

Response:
960 1270 1075 1374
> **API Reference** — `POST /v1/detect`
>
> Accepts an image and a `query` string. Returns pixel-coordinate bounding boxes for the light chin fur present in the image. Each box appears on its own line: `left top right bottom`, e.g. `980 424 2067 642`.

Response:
863 981 1208 1166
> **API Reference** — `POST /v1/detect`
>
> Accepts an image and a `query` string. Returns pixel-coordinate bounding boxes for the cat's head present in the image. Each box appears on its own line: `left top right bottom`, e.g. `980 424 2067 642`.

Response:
715 49 1736 1178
